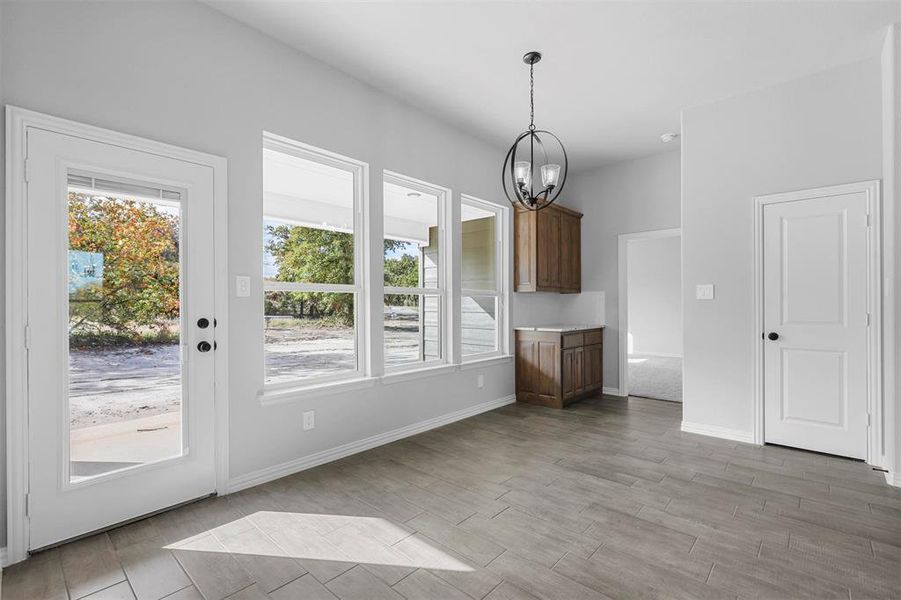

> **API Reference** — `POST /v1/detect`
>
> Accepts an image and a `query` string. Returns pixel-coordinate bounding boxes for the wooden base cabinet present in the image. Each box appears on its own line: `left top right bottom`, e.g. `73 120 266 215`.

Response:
516 328 603 409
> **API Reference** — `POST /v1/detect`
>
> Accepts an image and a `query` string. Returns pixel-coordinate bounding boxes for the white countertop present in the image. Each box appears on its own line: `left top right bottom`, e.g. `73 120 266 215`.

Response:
515 324 604 332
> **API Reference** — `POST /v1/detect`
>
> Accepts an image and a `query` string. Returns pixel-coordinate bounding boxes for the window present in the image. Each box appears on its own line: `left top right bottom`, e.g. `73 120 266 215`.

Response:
383 172 450 370
262 133 367 386
461 196 507 359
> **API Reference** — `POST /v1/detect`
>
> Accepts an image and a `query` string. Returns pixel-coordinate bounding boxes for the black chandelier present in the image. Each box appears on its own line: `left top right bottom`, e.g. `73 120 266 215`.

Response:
502 51 568 211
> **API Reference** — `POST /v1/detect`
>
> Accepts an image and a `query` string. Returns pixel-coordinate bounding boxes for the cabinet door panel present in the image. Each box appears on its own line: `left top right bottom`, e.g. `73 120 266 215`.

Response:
573 347 584 394
537 341 559 397
514 209 536 292
560 212 581 293
562 348 575 399
536 208 561 289
515 339 536 391
584 344 603 391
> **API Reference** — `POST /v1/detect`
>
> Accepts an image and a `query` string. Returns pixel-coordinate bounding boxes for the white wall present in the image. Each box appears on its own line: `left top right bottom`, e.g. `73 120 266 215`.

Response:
627 235 682 357
0 0 517 546
883 25 900 482
0 0 6 546
513 291 606 329
681 58 883 436
564 151 681 389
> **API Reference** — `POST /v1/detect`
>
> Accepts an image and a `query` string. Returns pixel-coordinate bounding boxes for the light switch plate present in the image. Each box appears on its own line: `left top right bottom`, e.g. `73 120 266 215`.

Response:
235 276 251 298
696 284 715 300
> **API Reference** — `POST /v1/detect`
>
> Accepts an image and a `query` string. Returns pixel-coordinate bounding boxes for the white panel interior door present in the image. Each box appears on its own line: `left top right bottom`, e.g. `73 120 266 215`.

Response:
763 191 869 459
26 127 217 550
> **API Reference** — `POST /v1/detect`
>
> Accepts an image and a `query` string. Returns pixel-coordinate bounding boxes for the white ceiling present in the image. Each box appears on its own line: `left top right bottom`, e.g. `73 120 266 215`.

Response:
211 1 901 170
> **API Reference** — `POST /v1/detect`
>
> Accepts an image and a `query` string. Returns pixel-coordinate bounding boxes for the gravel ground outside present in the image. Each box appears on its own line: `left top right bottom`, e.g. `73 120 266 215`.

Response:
70 310 423 429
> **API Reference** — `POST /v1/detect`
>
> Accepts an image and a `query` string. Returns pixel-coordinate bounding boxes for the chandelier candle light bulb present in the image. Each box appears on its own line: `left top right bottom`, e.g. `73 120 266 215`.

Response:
502 50 568 211
541 163 561 188
514 161 532 188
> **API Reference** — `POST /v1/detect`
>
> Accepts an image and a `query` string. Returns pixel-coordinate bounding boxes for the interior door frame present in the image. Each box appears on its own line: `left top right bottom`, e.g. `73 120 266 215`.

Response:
752 180 884 467
5 106 230 565
616 227 682 397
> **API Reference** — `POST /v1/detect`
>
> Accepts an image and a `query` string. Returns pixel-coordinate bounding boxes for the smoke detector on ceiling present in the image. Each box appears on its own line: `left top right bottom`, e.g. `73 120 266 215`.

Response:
660 132 680 143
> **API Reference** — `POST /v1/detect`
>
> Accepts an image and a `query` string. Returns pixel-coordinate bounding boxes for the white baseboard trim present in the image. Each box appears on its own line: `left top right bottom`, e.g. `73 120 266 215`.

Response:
681 420 756 444
602 386 625 397
630 352 682 359
886 471 901 488
226 395 516 494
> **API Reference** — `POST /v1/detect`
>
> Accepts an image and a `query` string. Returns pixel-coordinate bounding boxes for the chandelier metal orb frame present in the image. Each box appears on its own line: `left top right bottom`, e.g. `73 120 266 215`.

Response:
502 51 568 212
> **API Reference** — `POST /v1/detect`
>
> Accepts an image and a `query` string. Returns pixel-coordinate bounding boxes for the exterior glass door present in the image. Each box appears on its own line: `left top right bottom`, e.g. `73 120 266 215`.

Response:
26 128 218 550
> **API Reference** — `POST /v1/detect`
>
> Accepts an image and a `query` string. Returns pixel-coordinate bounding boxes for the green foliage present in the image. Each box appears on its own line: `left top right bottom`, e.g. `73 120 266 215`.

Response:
384 253 420 307
68 193 180 343
265 223 421 324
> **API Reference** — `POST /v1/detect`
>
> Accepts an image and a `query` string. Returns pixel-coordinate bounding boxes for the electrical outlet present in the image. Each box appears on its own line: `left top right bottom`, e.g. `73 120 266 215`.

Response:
477 374 484 389
236 275 251 298
302 410 315 431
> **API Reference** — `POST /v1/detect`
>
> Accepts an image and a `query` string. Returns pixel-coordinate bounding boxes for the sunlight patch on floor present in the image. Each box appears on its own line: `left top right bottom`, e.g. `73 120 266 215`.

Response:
165 511 474 572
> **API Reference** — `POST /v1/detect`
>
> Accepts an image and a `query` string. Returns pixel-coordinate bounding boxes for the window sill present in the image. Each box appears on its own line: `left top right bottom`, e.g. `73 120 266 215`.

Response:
257 356 513 407
459 354 514 370
258 376 378 407
381 363 457 385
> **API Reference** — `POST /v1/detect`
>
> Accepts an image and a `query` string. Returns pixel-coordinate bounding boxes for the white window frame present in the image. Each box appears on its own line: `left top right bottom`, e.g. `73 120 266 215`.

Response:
460 194 509 362
383 170 452 373
261 132 370 391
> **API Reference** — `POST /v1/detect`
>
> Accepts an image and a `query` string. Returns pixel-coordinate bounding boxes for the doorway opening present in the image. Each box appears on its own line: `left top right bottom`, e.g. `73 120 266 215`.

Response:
618 228 682 402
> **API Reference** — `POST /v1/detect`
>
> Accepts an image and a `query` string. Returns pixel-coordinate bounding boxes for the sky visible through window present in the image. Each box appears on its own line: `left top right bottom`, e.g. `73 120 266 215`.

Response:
386 240 420 260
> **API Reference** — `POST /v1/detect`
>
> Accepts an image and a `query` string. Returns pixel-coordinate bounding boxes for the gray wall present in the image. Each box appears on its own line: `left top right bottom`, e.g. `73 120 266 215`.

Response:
681 58 883 435
564 151 682 389
627 235 682 357
0 0 516 546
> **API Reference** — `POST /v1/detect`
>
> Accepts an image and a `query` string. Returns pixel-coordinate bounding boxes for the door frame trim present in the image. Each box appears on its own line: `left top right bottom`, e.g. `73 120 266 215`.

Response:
752 180 883 465
616 227 682 397
5 106 230 565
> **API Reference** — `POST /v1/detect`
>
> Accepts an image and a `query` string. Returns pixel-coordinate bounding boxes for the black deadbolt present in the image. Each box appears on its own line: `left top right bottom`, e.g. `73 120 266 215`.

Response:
197 318 210 329
767 332 780 341
197 341 212 352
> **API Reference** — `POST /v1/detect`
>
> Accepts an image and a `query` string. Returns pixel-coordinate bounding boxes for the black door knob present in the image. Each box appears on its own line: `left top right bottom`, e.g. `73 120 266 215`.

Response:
767 332 780 341
197 341 212 352
197 318 210 329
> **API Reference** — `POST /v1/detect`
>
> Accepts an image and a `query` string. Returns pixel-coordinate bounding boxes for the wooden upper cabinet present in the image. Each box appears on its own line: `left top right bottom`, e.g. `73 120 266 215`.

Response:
514 203 582 293
560 210 581 293
536 207 561 289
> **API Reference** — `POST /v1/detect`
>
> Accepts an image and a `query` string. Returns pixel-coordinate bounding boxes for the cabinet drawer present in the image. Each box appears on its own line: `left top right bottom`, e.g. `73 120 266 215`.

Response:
584 330 603 345
562 333 584 349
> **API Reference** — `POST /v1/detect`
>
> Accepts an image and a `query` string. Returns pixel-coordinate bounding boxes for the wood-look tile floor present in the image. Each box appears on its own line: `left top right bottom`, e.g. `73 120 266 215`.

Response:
5 395 901 600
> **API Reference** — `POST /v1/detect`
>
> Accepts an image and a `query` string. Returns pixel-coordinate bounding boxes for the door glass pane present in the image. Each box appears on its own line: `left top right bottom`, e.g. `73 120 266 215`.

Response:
384 294 441 368
68 183 183 482
264 291 357 382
